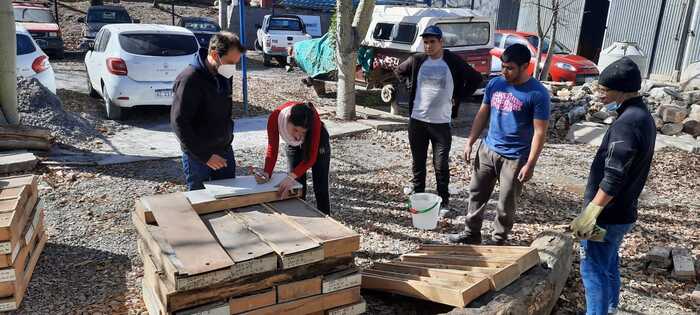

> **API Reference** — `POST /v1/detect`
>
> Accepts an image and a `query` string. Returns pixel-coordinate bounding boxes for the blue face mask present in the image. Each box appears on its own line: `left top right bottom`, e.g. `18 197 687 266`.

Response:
606 102 621 111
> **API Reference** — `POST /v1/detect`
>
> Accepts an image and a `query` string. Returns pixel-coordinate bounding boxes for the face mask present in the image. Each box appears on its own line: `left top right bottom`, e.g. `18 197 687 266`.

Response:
606 102 621 111
216 56 236 78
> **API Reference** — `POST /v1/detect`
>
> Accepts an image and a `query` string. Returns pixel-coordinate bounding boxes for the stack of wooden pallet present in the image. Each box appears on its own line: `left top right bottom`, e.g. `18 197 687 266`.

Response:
0 175 47 311
134 183 365 315
362 244 541 307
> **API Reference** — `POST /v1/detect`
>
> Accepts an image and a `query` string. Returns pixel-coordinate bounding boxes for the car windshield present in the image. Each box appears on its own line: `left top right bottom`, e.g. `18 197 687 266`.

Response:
268 18 302 31
184 21 219 32
16 34 37 55
119 33 198 56
525 35 570 54
87 9 131 23
435 22 490 47
13 8 55 23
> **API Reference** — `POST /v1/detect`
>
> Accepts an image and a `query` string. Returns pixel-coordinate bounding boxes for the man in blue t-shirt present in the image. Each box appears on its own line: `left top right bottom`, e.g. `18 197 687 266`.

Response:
450 44 550 245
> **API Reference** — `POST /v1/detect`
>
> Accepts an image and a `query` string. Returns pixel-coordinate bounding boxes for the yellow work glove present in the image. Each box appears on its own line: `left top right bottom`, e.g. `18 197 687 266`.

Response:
570 203 604 239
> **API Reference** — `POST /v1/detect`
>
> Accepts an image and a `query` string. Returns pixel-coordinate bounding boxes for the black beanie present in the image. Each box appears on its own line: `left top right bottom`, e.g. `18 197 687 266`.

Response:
599 57 642 92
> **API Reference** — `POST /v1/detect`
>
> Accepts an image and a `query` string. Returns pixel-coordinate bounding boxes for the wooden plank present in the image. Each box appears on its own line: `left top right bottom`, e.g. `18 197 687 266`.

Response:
325 299 367 315
230 204 322 269
362 269 465 288
0 185 29 214
371 262 478 283
322 269 362 294
164 255 353 312
203 174 302 199
0 231 47 311
0 152 38 174
671 248 695 280
141 245 170 315
145 193 233 276
229 289 277 314
416 245 542 272
0 190 37 255
133 213 184 292
0 212 44 298
202 212 278 279
0 175 37 190
276 276 322 303
240 287 361 315
176 301 230 315
138 190 302 224
142 279 167 315
401 253 515 269
398 260 523 291
265 199 360 257
362 271 490 308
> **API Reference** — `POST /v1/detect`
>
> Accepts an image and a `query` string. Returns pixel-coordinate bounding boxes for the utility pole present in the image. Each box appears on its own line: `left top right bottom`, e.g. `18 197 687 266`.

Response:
0 1 18 124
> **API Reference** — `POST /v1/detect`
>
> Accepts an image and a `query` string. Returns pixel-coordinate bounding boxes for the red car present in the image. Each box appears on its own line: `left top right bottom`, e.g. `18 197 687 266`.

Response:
13 1 64 58
490 30 598 84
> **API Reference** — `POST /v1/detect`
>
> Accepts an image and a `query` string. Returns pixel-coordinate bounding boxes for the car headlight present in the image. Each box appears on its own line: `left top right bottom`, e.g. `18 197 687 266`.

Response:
556 62 577 72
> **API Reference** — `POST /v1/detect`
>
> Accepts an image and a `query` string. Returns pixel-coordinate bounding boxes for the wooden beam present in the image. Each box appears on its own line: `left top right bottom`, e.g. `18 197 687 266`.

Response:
230 205 323 269
0 175 37 189
276 276 322 303
326 298 367 315
416 245 541 273
146 193 233 276
0 231 46 311
229 289 277 314
239 287 361 315
394 261 522 291
322 269 362 294
401 253 514 268
371 262 477 283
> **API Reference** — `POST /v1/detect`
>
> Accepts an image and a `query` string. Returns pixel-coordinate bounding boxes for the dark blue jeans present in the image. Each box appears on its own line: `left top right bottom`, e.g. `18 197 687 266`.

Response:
580 222 635 315
181 147 236 190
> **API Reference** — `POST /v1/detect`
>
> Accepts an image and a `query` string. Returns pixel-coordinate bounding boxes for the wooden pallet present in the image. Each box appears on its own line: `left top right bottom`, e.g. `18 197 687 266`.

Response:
361 244 541 307
0 176 38 269
134 189 360 313
0 230 47 311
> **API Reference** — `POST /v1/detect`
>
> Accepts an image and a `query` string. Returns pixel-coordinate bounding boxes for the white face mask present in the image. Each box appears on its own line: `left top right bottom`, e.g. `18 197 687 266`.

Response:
216 56 236 78
606 102 621 111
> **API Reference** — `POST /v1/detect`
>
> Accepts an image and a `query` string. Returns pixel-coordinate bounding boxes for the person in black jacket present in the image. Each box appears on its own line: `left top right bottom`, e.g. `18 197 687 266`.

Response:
395 25 482 212
171 32 246 190
570 57 656 315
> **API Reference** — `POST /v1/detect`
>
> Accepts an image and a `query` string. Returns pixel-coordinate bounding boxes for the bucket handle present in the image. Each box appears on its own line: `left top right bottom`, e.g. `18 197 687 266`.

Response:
408 201 439 214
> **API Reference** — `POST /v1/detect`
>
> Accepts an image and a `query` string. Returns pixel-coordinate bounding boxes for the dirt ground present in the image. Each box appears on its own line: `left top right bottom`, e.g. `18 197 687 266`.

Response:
12 1 700 313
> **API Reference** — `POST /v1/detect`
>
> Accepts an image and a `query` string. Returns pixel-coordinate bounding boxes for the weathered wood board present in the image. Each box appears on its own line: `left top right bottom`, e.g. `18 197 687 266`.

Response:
239 286 361 315
0 231 47 312
229 289 277 314
203 174 302 199
0 152 38 174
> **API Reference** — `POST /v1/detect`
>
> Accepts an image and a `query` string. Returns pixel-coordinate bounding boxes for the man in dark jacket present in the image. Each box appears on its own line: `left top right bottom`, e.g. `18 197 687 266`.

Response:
395 25 482 211
570 57 656 315
171 31 246 190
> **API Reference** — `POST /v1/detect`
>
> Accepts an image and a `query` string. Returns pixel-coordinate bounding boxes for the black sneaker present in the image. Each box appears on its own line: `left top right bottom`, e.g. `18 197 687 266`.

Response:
448 232 482 244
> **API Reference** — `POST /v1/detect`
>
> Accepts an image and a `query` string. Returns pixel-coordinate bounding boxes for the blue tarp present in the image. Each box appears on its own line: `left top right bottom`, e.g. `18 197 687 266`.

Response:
293 33 337 78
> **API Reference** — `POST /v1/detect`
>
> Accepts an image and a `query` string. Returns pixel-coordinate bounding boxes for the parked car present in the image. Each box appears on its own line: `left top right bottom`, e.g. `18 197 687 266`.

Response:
490 30 599 84
16 24 56 94
177 16 220 49
255 15 312 66
78 5 136 50
360 5 494 103
12 1 64 58
84 24 198 120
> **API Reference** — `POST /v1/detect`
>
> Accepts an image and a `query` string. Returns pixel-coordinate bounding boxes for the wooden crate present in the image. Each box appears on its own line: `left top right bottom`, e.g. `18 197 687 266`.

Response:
0 176 39 266
361 244 541 307
134 187 360 313
0 230 47 311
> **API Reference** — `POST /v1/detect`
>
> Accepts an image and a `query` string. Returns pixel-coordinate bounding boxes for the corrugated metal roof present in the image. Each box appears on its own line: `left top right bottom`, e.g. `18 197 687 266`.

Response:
682 0 700 68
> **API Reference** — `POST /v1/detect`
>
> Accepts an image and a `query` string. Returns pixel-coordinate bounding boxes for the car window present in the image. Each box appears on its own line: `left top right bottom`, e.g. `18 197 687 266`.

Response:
525 35 570 54
119 33 198 56
268 18 302 31
184 21 220 32
16 34 37 55
87 9 131 23
373 23 393 41
98 30 111 52
393 23 416 44
494 33 504 47
13 8 55 23
504 35 528 48
436 22 490 47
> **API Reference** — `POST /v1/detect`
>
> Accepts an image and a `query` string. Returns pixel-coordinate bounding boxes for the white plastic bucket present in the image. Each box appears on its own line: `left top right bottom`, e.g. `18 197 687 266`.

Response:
408 193 442 230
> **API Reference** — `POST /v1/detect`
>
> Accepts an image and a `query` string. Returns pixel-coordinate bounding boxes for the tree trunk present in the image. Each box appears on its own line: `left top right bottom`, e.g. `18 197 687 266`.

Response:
352 0 375 47
538 0 558 81
335 0 356 120
533 0 544 79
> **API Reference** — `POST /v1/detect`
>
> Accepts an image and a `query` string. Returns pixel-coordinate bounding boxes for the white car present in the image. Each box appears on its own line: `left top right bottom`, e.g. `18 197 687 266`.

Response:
255 15 312 66
16 24 56 94
84 24 199 120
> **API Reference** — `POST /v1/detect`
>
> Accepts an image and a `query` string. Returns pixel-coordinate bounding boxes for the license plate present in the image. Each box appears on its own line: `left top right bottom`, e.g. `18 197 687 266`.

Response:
155 89 172 97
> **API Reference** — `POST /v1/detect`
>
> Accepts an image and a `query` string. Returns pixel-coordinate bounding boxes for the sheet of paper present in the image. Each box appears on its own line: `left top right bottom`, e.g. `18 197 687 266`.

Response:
203 173 302 199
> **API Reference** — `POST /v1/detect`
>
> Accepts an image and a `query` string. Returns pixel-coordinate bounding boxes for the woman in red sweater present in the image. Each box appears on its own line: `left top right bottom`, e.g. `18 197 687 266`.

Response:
255 102 331 214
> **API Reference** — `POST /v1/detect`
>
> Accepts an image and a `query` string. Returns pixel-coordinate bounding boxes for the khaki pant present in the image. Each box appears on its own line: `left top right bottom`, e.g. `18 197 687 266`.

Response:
464 141 525 242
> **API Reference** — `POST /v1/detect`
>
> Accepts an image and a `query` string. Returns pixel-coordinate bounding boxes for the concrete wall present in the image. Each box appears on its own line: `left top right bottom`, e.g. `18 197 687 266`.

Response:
227 6 332 49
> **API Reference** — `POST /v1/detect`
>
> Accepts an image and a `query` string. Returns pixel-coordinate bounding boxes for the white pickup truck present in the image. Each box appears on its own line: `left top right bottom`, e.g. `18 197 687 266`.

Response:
255 15 312 67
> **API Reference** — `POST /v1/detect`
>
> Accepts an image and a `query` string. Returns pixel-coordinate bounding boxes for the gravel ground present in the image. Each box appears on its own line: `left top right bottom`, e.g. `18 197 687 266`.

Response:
12 128 698 314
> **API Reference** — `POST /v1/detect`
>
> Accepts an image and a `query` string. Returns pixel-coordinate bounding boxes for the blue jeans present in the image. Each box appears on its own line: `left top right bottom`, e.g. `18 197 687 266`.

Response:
181 147 236 190
580 222 635 315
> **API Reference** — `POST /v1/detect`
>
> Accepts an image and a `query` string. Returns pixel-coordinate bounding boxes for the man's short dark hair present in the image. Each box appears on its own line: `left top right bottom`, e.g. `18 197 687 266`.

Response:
501 43 531 66
209 31 246 56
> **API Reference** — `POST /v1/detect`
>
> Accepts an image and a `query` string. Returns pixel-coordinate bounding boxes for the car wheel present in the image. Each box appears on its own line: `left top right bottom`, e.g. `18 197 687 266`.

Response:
254 39 262 51
85 67 99 98
102 87 122 120
263 53 272 67
274 56 286 66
